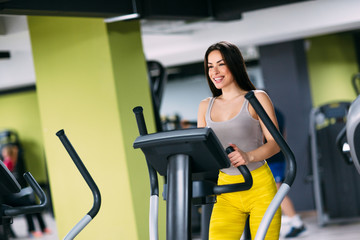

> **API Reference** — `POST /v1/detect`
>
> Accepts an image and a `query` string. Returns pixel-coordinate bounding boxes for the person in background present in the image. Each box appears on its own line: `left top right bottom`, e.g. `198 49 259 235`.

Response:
2 144 18 172
267 108 307 238
197 41 281 239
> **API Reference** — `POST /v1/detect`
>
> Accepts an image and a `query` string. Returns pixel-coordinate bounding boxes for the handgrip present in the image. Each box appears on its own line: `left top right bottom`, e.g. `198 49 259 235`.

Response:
133 106 148 136
245 91 297 240
226 146 253 183
212 146 253 194
133 106 159 196
56 129 101 219
4 172 48 216
245 91 296 186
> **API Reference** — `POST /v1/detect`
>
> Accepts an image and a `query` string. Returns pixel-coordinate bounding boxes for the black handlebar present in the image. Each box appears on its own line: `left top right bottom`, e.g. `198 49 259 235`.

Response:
245 91 296 186
212 146 253 194
352 73 360 96
133 107 159 196
226 146 253 183
4 172 48 216
56 129 101 219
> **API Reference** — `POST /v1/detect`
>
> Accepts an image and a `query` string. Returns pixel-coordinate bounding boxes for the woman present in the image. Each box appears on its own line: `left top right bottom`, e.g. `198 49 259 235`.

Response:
197 41 281 239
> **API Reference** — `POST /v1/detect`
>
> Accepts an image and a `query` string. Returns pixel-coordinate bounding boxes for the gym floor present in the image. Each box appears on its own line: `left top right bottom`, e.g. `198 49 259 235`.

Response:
8 211 360 240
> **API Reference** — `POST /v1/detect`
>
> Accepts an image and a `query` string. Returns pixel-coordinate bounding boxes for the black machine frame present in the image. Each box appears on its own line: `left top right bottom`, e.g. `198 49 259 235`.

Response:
133 90 296 240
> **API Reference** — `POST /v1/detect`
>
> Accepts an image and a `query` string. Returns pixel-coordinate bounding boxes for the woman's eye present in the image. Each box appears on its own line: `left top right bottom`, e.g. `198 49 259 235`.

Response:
208 66 213 68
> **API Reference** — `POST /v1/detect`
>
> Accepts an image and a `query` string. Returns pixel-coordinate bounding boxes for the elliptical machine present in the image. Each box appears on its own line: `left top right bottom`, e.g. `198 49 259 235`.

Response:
0 158 47 240
133 90 296 240
337 73 360 175
0 130 101 240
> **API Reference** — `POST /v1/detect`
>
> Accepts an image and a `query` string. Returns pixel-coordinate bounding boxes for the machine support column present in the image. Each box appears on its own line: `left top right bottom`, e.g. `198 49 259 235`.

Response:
167 154 191 240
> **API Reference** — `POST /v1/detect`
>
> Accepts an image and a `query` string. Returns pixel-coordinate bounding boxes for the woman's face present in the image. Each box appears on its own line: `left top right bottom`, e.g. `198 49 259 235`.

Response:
207 50 234 89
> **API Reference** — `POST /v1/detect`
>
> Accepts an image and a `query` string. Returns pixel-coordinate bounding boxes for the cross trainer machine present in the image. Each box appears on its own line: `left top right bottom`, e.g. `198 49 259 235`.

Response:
337 94 360 175
1 130 101 240
309 101 360 226
0 158 47 240
311 72 360 226
133 90 296 240
337 73 360 175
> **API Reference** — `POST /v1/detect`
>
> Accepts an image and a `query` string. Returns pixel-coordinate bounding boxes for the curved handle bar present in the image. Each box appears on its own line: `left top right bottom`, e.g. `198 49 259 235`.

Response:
352 73 360 96
213 146 253 194
4 172 48 216
0 159 21 194
245 91 297 240
245 91 296 186
335 126 353 164
56 130 101 219
133 106 159 196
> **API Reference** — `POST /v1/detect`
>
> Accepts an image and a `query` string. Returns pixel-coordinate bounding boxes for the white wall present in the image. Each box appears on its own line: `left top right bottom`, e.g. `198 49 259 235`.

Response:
160 75 211 121
0 15 35 91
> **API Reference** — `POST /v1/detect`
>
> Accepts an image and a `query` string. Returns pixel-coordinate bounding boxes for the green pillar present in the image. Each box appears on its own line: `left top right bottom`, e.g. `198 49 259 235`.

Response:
28 16 165 239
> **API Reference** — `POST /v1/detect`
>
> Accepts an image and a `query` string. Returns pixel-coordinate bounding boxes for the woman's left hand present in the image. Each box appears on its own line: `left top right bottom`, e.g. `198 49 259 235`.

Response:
227 143 250 167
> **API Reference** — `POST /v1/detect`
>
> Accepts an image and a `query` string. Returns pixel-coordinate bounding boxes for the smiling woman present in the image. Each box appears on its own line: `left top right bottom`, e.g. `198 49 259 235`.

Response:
197 41 281 240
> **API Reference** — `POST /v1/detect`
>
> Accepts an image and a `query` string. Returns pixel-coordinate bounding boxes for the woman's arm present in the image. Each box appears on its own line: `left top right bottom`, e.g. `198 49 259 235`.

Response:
229 91 280 167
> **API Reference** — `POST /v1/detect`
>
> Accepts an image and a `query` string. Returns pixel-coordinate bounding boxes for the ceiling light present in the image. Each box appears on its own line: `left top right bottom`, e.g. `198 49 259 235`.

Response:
104 13 140 23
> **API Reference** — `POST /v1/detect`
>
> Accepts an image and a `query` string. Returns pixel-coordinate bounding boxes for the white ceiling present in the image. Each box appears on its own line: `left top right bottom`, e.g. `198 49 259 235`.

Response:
141 0 360 67
1 0 360 91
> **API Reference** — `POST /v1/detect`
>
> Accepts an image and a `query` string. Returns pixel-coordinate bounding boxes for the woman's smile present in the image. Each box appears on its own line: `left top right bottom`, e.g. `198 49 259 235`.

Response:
213 76 224 83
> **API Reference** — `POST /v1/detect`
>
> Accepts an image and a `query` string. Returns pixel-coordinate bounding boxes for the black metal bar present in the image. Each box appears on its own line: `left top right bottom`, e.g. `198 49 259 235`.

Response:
352 73 360 95
133 106 159 196
0 160 21 195
4 172 47 216
56 129 101 219
245 90 296 186
200 204 213 240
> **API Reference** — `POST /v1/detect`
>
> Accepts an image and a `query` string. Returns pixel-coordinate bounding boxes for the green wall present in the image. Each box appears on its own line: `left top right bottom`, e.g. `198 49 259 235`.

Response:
0 90 46 183
306 33 358 107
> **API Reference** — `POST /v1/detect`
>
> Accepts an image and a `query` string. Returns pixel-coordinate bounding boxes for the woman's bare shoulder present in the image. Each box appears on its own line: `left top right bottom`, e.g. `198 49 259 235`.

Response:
198 97 211 113
253 90 271 103
200 97 212 103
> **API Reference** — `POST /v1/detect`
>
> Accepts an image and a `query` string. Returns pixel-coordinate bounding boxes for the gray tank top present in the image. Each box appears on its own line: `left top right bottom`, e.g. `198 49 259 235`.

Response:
205 95 265 175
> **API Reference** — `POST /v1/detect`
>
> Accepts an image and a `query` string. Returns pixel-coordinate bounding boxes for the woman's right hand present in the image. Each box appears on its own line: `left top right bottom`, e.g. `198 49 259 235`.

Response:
227 143 250 167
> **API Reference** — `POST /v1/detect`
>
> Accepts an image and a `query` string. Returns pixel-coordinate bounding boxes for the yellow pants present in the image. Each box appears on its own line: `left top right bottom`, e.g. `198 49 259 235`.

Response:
209 162 281 240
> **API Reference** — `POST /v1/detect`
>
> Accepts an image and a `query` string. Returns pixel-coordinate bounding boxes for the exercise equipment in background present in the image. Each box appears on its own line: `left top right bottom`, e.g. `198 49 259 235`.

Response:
0 159 47 240
310 101 360 226
351 73 360 96
337 96 360 175
147 60 167 133
337 72 360 174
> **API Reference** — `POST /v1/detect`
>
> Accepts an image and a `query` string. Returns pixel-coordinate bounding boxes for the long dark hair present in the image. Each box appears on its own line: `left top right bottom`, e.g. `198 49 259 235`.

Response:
204 41 256 97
